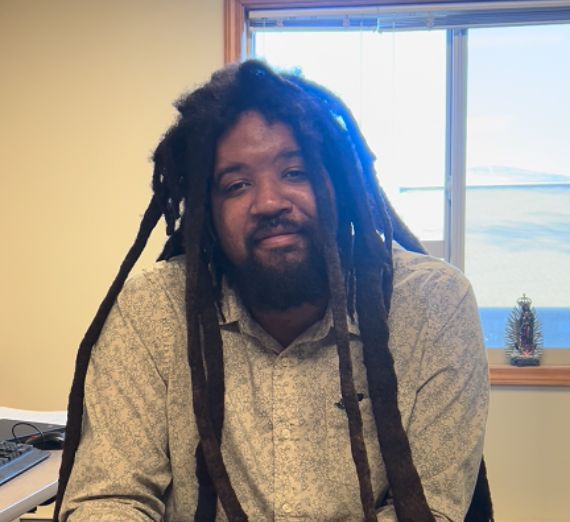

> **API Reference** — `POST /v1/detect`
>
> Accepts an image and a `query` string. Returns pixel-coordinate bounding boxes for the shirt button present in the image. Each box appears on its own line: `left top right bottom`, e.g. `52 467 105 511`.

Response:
280 428 291 438
282 503 292 513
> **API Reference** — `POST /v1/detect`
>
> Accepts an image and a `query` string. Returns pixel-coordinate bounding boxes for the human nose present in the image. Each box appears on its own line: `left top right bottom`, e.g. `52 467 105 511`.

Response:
250 178 292 216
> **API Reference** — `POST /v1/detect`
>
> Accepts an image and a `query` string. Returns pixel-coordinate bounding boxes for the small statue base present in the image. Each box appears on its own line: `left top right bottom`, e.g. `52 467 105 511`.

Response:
510 356 540 367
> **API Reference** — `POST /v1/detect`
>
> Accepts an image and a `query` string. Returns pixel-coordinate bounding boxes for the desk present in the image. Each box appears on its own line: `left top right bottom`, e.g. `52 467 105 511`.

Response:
0 451 61 522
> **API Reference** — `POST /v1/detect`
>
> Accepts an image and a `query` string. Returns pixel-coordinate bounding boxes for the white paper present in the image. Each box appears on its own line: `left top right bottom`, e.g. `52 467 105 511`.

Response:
0 406 67 426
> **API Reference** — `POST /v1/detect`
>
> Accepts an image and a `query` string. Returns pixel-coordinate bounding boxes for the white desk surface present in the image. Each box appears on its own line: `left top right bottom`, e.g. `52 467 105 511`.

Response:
0 450 61 522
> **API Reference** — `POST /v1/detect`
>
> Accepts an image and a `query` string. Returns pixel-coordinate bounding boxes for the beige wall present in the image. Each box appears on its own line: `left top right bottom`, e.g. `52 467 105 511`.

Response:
486 386 570 522
0 0 224 409
1 2 568 521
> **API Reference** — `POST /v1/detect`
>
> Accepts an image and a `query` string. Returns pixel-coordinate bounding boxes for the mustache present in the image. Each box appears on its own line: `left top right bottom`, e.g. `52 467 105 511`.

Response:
247 216 308 245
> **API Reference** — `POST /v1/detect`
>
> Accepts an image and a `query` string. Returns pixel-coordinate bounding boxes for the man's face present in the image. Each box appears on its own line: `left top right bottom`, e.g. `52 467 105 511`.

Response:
211 111 318 271
211 111 327 310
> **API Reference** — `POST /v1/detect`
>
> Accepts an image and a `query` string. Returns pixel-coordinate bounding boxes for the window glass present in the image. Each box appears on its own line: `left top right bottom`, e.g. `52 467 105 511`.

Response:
254 30 447 243
253 22 570 349
465 24 570 348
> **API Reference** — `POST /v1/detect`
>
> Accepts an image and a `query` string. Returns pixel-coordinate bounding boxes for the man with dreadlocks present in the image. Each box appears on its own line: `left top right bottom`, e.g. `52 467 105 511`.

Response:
56 61 491 521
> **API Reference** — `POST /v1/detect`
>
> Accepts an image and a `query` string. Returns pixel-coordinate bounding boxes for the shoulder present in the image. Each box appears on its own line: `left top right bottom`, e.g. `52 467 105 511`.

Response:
391 247 477 336
98 256 187 378
117 254 186 337
392 247 471 302
119 255 186 307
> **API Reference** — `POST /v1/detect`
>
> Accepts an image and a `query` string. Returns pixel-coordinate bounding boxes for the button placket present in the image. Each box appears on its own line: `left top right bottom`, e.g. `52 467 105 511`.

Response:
272 355 303 518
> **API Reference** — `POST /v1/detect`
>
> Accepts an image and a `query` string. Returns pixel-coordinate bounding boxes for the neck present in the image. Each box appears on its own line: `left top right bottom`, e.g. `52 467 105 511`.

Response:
250 299 328 349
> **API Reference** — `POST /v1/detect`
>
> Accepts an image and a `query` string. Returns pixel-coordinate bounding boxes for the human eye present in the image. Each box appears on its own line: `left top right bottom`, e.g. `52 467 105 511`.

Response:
283 168 308 182
222 180 249 195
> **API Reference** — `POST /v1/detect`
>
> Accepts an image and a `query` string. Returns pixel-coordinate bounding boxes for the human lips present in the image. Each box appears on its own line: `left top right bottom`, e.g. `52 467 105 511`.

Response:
257 233 302 248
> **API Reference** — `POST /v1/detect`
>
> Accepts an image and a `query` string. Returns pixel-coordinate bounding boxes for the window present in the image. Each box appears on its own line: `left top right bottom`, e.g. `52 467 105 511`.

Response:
465 24 570 349
225 0 570 383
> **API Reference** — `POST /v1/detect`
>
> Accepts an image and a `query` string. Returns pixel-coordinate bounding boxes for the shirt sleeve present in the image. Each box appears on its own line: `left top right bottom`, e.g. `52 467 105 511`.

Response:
59 279 173 521
377 281 489 522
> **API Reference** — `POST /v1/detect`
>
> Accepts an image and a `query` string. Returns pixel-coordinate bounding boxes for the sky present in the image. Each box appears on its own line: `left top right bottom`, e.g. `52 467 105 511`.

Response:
254 23 570 181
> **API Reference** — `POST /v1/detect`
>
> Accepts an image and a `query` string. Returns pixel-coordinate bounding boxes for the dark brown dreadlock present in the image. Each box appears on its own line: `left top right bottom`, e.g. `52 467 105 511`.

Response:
54 60 492 521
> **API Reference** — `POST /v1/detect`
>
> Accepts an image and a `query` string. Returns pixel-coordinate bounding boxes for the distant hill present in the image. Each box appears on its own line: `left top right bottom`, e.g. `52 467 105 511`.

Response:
467 166 570 186
400 166 570 192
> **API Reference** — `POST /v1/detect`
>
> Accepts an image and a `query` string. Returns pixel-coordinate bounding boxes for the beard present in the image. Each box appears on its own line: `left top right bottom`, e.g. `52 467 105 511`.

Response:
228 217 329 312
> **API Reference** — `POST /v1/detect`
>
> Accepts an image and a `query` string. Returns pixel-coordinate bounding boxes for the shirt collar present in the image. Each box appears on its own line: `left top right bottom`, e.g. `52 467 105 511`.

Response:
218 281 361 340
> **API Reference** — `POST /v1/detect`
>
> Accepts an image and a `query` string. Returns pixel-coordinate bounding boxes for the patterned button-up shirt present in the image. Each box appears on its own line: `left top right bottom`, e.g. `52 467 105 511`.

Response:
61 248 488 521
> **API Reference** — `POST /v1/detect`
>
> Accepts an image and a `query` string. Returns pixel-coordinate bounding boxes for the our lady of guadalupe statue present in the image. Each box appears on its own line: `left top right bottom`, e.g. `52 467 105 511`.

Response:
505 294 543 366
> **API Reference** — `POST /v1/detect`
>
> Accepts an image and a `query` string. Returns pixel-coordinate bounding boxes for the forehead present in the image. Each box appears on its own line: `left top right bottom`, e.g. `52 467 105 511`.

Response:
215 111 300 164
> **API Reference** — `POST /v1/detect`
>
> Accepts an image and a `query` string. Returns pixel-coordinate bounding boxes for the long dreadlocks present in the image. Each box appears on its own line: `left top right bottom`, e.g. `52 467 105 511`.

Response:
54 60 492 521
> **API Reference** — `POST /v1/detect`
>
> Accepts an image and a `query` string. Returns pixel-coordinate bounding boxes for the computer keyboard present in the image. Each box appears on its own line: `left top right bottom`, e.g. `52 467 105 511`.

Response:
0 440 49 486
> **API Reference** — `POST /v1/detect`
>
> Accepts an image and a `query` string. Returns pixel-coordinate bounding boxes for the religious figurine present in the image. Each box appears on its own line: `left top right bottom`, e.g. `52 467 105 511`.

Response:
505 294 543 366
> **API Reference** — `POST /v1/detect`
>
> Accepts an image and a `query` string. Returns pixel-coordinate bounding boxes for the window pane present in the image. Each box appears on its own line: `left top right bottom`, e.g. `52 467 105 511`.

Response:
465 24 570 348
253 30 447 242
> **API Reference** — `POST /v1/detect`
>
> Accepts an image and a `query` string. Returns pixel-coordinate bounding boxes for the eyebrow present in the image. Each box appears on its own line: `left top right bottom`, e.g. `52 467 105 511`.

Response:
275 149 303 162
213 148 304 184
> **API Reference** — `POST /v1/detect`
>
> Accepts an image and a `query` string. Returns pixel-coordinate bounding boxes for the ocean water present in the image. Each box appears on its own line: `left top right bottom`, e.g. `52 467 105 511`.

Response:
466 185 570 348
397 179 570 348
479 307 570 348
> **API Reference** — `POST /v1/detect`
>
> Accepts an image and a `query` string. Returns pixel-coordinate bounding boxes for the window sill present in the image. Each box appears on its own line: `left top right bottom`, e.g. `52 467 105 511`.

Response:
489 365 570 387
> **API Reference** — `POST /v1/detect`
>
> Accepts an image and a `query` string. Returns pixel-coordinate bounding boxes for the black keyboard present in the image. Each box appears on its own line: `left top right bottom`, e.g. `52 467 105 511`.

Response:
0 440 49 486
